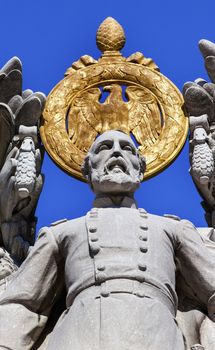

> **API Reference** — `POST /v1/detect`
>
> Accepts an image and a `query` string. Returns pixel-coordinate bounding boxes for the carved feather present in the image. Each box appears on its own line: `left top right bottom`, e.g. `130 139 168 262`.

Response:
126 86 162 148
68 88 102 152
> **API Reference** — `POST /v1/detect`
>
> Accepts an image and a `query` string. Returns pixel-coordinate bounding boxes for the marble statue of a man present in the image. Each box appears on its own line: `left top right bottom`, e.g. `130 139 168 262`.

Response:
0 130 215 350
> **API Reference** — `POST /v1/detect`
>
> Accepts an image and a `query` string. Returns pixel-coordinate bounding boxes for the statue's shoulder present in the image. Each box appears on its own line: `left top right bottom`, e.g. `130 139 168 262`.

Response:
145 211 195 225
146 212 181 224
50 218 68 227
163 214 181 221
162 214 197 232
49 215 86 232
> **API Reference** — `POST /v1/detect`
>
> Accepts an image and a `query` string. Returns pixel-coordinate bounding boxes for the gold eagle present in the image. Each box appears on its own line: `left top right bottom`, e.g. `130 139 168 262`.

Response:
67 84 162 152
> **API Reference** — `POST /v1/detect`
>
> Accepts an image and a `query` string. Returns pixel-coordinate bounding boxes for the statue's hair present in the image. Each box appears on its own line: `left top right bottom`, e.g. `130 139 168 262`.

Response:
81 154 90 181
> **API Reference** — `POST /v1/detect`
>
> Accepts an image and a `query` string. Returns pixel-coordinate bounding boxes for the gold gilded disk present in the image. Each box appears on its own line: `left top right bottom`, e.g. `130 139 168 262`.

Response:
40 17 188 181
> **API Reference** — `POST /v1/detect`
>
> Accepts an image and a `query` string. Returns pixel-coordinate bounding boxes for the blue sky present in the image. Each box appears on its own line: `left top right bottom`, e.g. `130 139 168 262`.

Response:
1 0 214 229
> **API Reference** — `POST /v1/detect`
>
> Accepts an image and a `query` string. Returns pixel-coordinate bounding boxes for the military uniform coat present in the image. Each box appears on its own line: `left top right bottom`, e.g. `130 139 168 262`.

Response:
0 197 215 350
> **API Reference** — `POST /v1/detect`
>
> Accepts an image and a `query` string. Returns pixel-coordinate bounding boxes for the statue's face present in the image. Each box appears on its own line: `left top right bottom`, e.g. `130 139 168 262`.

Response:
85 130 145 195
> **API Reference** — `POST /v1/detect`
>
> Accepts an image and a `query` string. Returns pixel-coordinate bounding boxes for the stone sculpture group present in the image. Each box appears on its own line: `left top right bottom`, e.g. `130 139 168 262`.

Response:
0 18 215 350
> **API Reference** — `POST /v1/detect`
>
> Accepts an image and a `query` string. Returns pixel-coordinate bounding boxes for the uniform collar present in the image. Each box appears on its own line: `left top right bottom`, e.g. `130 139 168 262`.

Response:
93 195 137 209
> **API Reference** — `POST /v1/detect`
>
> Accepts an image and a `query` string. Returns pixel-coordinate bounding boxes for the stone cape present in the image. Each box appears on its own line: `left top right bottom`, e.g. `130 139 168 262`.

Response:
0 200 214 350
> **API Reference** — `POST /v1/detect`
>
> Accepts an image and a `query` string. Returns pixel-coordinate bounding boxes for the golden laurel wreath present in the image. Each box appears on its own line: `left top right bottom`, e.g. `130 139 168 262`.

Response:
40 17 188 181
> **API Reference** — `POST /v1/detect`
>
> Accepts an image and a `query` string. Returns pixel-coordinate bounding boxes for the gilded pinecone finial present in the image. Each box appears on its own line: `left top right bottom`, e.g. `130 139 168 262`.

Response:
96 17 126 53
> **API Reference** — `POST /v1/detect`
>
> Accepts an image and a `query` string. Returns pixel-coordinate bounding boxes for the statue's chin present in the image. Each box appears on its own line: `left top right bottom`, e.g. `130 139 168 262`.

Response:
91 172 140 195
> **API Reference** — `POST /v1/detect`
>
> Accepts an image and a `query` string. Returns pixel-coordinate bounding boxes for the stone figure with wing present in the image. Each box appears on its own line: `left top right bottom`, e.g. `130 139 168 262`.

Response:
0 56 45 285
0 17 215 350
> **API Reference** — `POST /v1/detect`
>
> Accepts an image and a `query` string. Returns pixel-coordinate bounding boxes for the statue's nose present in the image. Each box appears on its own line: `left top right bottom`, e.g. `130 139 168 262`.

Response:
112 150 121 157
111 143 121 157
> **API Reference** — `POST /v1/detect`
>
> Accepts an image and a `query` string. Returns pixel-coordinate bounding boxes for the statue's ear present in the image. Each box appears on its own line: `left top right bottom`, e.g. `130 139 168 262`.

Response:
139 156 146 181
81 154 90 181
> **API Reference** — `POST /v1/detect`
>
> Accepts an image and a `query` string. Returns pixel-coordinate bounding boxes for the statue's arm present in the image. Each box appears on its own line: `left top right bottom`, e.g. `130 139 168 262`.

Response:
176 219 215 320
0 227 63 350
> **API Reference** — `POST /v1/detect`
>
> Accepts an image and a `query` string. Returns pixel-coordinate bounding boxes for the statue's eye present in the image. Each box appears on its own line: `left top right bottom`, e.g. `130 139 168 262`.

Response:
123 145 133 152
99 144 110 151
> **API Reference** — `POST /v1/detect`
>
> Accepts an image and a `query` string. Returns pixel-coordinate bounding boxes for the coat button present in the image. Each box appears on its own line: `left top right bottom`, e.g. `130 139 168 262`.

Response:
139 208 147 214
140 214 148 219
89 211 98 218
138 263 147 271
90 243 100 255
139 234 147 241
90 234 98 242
89 226 97 233
140 246 148 253
97 264 105 271
101 290 110 297
96 272 107 283
140 225 148 230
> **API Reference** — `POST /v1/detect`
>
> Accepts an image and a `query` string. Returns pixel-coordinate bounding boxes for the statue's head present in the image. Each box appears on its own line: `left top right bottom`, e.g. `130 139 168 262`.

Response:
82 130 146 195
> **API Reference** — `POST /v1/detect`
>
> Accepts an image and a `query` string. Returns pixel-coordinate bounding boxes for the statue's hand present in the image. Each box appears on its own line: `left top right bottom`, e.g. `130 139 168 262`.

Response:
1 219 30 261
0 147 19 222
183 40 215 225
0 144 43 260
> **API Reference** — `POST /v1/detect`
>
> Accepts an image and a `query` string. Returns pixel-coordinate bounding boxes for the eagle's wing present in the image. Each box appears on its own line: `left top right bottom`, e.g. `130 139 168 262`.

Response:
126 86 162 149
68 88 102 152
